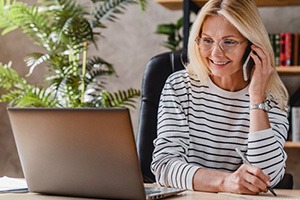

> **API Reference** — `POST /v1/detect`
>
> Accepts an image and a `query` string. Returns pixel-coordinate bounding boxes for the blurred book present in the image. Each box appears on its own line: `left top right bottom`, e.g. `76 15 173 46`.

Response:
292 107 300 142
269 32 299 66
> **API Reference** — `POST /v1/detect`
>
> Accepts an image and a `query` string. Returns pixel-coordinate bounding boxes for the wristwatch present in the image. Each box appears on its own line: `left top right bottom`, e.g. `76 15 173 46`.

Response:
249 101 270 112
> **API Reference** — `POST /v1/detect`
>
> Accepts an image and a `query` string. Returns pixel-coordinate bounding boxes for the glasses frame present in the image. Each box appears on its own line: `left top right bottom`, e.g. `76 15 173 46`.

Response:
195 36 246 54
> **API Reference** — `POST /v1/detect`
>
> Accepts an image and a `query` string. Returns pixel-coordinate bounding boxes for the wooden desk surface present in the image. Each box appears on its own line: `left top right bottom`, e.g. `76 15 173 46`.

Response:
173 189 300 199
0 189 299 200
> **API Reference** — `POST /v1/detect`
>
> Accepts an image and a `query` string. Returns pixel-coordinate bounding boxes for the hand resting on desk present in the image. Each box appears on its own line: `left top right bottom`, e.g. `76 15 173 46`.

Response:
193 164 270 195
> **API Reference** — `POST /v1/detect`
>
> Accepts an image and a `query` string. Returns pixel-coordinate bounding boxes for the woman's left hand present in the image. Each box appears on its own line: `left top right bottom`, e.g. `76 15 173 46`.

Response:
248 45 275 104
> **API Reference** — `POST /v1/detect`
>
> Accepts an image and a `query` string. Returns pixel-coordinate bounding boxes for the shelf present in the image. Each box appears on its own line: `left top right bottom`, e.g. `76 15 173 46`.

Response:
156 0 300 10
276 67 300 75
285 141 300 148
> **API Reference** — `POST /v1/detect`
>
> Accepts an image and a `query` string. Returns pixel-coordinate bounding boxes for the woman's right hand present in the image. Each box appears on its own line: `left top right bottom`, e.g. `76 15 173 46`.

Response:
222 164 270 194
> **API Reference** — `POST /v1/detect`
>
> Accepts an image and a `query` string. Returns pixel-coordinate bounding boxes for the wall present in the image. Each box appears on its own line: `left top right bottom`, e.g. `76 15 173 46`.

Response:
0 0 299 188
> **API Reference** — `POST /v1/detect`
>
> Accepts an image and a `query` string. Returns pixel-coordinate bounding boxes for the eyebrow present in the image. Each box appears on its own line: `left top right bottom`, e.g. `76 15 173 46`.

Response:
201 33 240 39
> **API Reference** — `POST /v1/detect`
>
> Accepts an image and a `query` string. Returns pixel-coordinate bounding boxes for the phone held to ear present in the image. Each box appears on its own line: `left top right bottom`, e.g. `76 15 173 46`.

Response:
242 45 255 82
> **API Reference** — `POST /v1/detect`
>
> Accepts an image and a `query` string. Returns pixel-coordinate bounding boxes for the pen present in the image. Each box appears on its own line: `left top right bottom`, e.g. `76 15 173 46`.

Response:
235 148 277 196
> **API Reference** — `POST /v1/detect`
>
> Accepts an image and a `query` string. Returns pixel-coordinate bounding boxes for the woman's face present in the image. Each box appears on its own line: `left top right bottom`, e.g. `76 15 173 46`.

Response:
199 15 248 84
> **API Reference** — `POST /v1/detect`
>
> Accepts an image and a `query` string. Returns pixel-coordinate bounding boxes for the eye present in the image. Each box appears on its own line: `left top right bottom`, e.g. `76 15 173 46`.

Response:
202 38 214 44
222 40 238 46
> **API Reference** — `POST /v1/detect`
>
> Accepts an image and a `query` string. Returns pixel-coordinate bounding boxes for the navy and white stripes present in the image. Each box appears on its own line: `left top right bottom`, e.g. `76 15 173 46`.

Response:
151 69 288 190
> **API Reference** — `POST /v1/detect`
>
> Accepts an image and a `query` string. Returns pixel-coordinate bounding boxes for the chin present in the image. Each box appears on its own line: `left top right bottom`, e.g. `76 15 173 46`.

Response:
209 68 225 77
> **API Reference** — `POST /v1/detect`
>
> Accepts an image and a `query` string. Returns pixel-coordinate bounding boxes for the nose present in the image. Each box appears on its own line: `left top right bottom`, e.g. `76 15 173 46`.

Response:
211 43 224 57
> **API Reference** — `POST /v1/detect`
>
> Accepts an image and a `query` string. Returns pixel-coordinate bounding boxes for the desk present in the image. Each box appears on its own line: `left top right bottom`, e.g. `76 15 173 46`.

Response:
173 189 300 199
0 189 300 200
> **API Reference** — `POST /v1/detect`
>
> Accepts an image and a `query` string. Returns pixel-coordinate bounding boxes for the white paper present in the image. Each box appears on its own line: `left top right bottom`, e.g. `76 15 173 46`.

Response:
0 176 28 191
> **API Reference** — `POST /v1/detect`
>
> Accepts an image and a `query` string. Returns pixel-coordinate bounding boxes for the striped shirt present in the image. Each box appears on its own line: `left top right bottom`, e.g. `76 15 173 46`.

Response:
151 69 289 190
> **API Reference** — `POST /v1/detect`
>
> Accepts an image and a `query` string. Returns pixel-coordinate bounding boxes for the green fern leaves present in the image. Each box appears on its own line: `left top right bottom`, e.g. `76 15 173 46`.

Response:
0 0 142 109
101 88 141 108
156 17 184 51
0 62 58 107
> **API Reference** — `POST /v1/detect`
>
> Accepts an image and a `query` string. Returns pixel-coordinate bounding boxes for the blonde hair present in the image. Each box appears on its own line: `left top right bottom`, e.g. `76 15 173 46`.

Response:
186 0 289 109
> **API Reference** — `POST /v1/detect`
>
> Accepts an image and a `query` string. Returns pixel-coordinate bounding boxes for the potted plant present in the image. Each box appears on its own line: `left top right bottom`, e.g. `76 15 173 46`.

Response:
156 17 184 51
0 0 146 108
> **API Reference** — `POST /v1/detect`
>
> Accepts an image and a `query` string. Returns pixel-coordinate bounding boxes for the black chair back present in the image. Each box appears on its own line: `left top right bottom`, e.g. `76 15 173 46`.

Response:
137 50 186 182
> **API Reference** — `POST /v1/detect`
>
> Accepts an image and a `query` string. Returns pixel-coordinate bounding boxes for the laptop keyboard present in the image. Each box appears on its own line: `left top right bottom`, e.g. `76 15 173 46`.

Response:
145 187 162 195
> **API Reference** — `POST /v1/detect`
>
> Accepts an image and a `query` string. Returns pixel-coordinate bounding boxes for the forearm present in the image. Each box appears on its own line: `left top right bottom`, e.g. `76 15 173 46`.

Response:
249 109 270 133
248 92 288 186
249 93 270 133
193 165 272 194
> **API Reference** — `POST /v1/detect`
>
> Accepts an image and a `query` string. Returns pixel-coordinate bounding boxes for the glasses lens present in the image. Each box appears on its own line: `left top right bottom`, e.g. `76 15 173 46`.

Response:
219 40 239 53
197 37 214 51
196 37 241 53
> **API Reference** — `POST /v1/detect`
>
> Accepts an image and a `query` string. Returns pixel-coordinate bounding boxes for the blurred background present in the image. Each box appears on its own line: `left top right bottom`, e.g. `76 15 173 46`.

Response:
0 0 299 188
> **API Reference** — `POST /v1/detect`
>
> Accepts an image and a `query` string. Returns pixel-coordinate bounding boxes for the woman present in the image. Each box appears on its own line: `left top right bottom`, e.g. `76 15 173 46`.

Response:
151 0 289 195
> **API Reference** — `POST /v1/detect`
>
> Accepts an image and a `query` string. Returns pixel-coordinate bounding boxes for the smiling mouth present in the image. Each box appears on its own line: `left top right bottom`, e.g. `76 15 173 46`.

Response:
210 60 230 65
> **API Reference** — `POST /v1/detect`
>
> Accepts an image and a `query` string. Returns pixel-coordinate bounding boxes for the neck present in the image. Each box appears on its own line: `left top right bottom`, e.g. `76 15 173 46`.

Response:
209 75 248 92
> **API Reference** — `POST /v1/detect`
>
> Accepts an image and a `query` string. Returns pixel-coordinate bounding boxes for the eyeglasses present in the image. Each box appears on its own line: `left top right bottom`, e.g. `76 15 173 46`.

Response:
195 37 246 54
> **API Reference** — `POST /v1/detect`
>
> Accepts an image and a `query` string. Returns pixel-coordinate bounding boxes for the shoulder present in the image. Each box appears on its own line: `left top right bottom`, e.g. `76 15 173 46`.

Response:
165 69 210 91
161 70 190 95
168 69 189 80
165 69 192 86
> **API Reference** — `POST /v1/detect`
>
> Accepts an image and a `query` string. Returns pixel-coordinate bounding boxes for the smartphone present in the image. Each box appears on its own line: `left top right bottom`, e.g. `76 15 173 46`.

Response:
242 44 255 81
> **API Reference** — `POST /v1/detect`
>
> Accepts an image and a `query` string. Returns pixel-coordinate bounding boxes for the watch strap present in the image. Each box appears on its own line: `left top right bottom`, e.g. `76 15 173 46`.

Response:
249 102 268 112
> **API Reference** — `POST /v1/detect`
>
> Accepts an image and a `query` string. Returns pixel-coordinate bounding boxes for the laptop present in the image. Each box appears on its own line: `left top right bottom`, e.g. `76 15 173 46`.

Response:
7 108 184 199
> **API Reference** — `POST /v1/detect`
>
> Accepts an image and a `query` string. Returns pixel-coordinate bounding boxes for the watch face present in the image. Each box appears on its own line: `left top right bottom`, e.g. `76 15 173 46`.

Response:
249 100 271 112
264 100 271 111
259 104 265 109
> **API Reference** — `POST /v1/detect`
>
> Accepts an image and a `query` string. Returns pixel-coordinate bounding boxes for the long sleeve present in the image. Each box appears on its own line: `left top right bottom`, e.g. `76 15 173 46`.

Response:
247 100 289 187
151 73 200 190
151 70 289 190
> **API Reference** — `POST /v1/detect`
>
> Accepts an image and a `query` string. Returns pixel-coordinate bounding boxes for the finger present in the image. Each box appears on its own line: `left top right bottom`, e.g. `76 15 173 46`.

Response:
250 50 274 78
235 164 265 194
231 171 261 194
242 179 262 194
254 49 266 67
251 45 265 60
243 170 269 193
246 164 270 183
244 165 270 191
250 51 261 69
251 46 273 71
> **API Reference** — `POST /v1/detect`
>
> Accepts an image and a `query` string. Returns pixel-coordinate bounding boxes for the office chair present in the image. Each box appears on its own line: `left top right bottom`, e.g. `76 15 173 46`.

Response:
137 50 186 183
136 50 293 189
